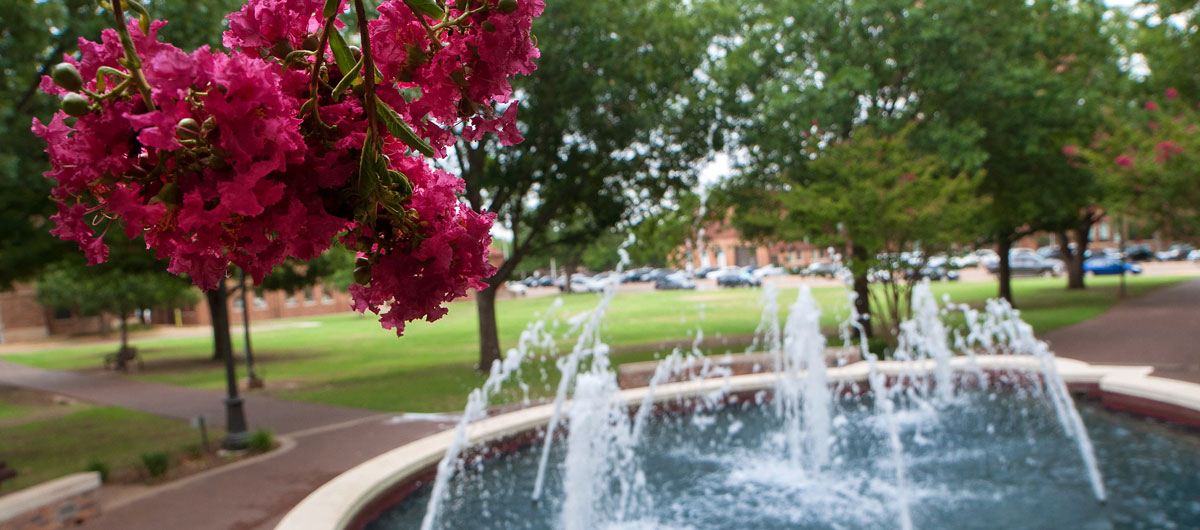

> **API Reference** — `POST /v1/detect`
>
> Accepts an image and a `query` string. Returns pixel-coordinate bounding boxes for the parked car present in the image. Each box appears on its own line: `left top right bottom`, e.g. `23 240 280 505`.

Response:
717 269 761 288
752 265 787 278
1189 249 1200 262
705 266 738 280
977 249 1000 269
1123 244 1155 262
655 272 696 290
1083 257 1143 276
692 266 718 279
915 266 960 281
950 253 980 268
985 252 1063 277
505 281 528 296
804 262 842 278
557 274 602 293
1156 244 1195 262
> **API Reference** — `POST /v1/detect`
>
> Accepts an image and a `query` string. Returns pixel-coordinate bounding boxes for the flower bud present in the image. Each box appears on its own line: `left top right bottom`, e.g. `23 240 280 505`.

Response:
301 34 321 52
176 118 201 140
51 63 84 92
498 0 518 14
271 40 294 59
349 46 363 62
354 257 373 285
482 20 497 32
60 93 91 117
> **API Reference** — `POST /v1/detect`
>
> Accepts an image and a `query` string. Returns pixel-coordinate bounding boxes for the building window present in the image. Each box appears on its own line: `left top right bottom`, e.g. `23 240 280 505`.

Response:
253 292 267 309
233 297 244 312
285 294 298 307
303 286 315 305
321 288 335 305
812 249 819 260
1097 223 1111 242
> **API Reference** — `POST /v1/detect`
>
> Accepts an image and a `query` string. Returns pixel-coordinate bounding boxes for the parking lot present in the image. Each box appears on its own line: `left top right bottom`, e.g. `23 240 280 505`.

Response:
515 260 1200 298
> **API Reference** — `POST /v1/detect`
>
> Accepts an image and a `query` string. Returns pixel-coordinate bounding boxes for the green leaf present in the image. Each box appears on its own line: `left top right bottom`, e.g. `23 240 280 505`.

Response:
376 98 436 157
403 0 445 19
322 0 341 19
330 56 364 102
328 29 355 76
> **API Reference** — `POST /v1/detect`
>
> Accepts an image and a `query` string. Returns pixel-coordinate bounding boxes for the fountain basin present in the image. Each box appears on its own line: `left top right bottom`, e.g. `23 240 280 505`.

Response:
274 357 1200 530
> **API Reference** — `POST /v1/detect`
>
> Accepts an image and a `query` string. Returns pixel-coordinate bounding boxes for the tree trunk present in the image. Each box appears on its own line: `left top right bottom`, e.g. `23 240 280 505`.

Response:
1067 223 1092 290
119 313 129 353
997 237 1014 304
207 283 234 362
851 245 874 339
476 284 502 372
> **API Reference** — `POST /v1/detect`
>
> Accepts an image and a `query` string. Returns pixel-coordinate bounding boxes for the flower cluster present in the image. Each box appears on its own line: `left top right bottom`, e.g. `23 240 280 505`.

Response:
34 0 542 335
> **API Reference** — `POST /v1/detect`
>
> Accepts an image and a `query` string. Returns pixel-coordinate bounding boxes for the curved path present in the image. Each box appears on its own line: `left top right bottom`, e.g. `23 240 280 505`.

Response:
1042 278 1200 384
0 360 457 530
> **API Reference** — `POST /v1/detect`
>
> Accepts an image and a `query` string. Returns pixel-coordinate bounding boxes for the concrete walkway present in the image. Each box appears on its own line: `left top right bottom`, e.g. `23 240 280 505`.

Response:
0 360 377 435
1042 277 1200 383
0 359 458 530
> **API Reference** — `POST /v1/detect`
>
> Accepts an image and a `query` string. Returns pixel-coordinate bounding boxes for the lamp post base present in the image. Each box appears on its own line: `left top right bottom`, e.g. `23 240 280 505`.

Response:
222 397 249 450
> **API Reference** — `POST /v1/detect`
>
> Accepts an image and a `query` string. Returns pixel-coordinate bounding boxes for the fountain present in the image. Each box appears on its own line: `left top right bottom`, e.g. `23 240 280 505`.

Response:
277 279 1200 530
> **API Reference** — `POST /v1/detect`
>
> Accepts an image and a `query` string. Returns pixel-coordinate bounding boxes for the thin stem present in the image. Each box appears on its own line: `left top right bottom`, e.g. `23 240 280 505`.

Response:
308 15 338 127
111 0 156 111
355 0 380 136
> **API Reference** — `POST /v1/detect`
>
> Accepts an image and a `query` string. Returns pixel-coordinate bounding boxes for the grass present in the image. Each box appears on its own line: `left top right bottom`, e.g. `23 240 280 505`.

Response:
0 406 211 492
2 274 1192 413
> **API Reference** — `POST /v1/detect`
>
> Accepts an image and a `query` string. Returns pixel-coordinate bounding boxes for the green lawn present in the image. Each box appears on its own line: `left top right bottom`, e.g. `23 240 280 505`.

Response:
0 406 209 492
3 275 1191 412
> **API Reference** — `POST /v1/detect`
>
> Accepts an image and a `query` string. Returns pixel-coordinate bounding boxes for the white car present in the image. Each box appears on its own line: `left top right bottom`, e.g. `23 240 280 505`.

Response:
1188 249 1200 262
951 254 980 268
504 282 528 296
752 265 787 278
705 267 738 280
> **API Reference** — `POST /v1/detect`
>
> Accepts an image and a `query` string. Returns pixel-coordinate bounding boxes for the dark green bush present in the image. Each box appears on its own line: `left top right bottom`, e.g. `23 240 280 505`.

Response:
139 451 170 478
84 460 109 483
247 429 274 453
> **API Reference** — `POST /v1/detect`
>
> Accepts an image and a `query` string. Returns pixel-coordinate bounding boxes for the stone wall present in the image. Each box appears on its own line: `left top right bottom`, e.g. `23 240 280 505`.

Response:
0 473 101 530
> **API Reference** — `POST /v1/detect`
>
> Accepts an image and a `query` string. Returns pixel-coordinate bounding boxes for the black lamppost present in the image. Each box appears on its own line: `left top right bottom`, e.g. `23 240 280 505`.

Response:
237 269 262 388
206 284 248 449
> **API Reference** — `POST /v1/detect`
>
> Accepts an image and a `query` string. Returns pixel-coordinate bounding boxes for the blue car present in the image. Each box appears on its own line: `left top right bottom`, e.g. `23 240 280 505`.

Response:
1083 257 1142 276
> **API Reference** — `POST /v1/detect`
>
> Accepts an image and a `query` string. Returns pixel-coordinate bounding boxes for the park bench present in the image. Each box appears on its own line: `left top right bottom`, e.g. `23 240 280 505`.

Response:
103 346 144 372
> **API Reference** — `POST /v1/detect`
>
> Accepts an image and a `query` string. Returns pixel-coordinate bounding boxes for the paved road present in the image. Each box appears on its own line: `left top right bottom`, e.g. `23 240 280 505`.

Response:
1043 277 1200 383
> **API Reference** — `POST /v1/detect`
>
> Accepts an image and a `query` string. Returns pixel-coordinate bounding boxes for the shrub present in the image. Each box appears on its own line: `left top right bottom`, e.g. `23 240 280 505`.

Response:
247 429 274 453
84 460 109 483
139 451 170 478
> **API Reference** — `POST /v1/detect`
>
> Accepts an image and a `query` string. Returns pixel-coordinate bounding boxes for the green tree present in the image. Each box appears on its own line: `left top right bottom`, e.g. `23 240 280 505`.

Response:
455 0 722 369
907 0 1119 301
715 0 1120 305
1077 93 1200 243
35 235 196 367
731 127 980 338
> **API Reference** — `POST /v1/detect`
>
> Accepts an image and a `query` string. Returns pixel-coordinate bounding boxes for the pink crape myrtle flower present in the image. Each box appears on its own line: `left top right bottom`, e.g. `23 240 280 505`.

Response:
1114 155 1134 168
35 0 540 336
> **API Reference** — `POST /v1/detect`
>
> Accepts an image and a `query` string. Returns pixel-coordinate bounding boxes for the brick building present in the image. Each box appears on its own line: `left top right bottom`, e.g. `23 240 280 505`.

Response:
1 243 509 344
682 221 829 270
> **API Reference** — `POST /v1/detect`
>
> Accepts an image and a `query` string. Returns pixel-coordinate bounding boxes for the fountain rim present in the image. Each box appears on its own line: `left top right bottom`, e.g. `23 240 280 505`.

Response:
274 356 1200 530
